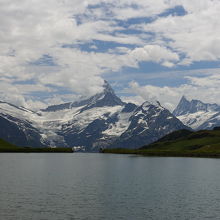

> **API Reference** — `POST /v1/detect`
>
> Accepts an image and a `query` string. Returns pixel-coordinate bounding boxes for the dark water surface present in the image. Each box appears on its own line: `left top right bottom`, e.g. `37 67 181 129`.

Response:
0 153 220 220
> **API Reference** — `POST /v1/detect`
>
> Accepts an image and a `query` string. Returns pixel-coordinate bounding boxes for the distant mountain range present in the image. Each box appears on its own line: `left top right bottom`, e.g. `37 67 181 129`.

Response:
0 81 188 151
1 81 219 152
173 96 220 130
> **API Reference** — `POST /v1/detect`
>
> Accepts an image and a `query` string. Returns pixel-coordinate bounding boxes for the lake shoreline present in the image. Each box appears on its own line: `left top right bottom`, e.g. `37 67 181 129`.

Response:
101 149 220 158
0 148 74 153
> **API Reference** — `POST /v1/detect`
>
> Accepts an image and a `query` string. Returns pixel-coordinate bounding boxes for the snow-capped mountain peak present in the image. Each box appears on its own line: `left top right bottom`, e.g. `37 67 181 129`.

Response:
173 96 220 130
43 80 124 112
173 96 191 116
103 80 115 94
79 80 124 111
173 96 220 117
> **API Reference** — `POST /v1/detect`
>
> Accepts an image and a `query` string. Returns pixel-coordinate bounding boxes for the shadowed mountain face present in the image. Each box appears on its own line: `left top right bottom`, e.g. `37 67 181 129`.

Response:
173 96 220 130
0 81 188 151
0 106 44 147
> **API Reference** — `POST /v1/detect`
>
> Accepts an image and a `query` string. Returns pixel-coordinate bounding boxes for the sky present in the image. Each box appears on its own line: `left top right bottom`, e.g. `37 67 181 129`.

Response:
1 0 220 111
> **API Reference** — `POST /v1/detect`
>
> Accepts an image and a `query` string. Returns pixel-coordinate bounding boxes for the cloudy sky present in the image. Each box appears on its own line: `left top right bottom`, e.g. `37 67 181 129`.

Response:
1 0 220 110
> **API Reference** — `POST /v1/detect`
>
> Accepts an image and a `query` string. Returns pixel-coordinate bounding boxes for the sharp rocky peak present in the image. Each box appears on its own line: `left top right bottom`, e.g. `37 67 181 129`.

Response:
173 96 220 116
79 80 125 111
42 80 124 112
102 80 115 95
179 95 189 104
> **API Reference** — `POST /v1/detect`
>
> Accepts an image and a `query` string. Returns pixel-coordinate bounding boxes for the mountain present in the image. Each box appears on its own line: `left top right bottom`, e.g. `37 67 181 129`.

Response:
102 128 220 158
0 101 44 147
173 96 220 130
173 96 220 116
43 81 125 112
0 81 188 151
107 101 188 149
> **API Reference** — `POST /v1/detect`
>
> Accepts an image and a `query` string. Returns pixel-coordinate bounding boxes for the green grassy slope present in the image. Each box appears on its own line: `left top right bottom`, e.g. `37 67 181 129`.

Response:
0 139 73 153
101 129 220 157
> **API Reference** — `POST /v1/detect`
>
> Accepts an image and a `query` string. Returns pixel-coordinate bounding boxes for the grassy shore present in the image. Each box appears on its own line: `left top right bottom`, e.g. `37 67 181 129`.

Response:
101 129 220 158
0 139 73 153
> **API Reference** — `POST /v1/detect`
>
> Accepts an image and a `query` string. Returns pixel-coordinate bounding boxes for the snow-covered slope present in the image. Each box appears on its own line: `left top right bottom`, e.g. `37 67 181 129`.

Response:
0 101 44 147
0 82 189 151
173 96 220 130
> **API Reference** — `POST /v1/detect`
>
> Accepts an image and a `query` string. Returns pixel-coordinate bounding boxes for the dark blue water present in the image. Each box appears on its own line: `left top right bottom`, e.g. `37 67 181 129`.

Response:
0 153 220 220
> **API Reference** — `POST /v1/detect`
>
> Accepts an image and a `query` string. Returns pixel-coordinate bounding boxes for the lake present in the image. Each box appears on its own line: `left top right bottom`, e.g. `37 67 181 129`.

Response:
0 153 220 220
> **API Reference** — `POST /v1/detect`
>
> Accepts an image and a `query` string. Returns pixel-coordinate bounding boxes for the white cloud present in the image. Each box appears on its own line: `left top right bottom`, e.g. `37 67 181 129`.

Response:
129 45 179 66
0 0 177 102
134 0 220 65
127 74 220 111
1 0 220 109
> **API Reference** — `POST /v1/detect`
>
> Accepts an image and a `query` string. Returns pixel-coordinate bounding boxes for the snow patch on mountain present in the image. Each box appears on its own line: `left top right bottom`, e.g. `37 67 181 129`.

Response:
177 111 217 129
66 106 123 132
102 111 134 136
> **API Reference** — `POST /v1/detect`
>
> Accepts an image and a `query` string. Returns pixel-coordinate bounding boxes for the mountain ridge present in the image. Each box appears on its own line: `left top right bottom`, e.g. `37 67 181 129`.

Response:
0 81 189 151
173 96 220 116
173 96 220 130
42 80 125 112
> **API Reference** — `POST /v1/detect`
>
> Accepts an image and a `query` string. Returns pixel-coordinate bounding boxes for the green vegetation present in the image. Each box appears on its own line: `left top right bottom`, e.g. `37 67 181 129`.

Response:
101 129 220 158
0 139 73 153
